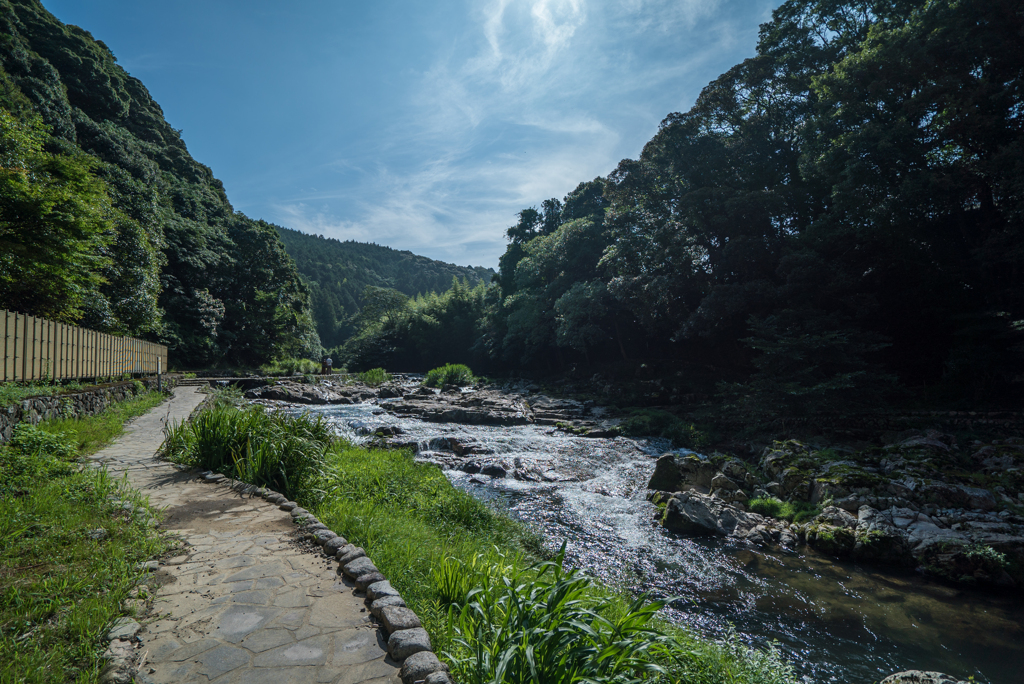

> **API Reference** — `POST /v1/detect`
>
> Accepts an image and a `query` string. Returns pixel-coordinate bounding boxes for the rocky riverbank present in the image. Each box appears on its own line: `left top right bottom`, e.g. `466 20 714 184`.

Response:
648 435 1024 590
242 378 611 432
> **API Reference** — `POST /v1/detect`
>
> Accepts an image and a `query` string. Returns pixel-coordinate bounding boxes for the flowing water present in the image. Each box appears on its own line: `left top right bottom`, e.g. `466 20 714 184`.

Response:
292 397 1024 684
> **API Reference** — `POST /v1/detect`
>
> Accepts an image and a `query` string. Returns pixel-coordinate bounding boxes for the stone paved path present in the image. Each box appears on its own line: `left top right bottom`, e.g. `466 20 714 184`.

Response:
92 386 400 684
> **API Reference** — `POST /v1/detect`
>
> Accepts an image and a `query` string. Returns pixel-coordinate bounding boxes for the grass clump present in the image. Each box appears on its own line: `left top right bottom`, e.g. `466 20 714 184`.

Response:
616 408 712 450
162 404 332 502
0 381 86 408
439 548 796 684
748 497 820 524
423 363 475 388
258 357 321 376
0 401 167 683
358 367 392 387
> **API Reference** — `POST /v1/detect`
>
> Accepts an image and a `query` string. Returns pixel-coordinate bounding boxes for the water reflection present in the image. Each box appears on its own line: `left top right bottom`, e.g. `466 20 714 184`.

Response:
289 400 1024 684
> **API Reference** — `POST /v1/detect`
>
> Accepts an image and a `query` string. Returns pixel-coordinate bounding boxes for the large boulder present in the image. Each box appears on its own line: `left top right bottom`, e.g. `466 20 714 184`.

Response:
244 382 348 405
854 507 916 566
647 454 719 492
661 491 763 537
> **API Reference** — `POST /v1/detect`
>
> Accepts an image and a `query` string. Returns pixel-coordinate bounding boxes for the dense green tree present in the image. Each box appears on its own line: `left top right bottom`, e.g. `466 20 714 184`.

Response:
0 108 112 322
275 226 493 350
481 0 1024 408
0 0 320 367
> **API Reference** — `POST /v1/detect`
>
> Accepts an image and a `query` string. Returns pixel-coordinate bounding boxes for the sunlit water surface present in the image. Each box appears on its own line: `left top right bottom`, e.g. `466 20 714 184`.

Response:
289 399 1024 684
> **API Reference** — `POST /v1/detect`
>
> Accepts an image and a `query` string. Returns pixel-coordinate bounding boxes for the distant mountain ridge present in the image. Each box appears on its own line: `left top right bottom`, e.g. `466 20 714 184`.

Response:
275 227 494 349
0 0 319 367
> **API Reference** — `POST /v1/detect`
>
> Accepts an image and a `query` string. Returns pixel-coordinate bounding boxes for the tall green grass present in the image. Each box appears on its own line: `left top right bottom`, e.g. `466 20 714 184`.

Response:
258 357 321 376
358 367 392 387
166 404 797 684
0 381 86 409
424 363 475 388
0 402 168 683
162 404 332 501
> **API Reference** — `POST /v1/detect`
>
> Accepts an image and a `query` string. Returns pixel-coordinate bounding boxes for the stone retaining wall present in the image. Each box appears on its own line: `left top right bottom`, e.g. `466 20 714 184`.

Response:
0 376 178 443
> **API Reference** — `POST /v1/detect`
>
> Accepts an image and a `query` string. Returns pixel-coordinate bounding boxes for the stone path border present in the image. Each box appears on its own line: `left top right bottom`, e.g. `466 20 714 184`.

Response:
88 386 452 684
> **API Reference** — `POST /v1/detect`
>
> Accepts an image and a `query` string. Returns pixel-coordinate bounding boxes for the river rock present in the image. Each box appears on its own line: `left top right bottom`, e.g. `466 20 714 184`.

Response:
343 556 378 579
355 571 386 590
243 382 349 405
377 384 404 399
853 507 916 565
661 491 765 537
399 651 446 684
711 473 739 491
370 594 407 618
337 545 366 565
480 462 506 478
323 537 349 555
379 605 422 633
881 671 969 684
367 580 400 600
648 453 719 492
388 627 431 659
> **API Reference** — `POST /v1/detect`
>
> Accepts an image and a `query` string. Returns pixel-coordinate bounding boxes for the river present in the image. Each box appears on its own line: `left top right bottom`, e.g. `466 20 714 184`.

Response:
289 395 1024 684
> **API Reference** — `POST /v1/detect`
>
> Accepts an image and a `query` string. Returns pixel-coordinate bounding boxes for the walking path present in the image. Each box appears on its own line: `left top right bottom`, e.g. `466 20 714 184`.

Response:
92 386 399 684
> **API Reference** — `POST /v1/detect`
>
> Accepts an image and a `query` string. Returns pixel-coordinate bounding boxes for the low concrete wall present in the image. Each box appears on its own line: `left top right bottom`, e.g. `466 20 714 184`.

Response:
0 376 178 443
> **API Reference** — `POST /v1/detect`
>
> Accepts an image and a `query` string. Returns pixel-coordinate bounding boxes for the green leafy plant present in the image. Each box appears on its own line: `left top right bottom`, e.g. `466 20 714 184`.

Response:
445 549 673 684
162 404 332 501
358 367 392 387
258 358 321 376
424 363 475 388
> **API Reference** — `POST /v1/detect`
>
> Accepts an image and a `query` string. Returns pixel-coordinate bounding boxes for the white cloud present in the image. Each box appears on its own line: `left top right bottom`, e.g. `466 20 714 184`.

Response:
269 0 776 268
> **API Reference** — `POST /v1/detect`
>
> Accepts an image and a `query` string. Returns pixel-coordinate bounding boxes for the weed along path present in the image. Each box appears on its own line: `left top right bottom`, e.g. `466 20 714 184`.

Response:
92 387 402 684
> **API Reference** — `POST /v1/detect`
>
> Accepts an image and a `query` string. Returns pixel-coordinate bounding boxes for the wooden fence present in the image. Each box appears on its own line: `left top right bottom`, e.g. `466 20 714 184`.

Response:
1 309 168 382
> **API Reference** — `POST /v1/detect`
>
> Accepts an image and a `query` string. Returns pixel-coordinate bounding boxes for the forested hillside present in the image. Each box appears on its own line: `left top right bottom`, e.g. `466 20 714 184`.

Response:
0 0 319 367
276 227 493 349
348 0 1024 413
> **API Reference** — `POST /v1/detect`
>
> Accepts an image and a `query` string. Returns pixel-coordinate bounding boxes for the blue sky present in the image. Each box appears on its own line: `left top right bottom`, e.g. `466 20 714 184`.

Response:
43 0 781 269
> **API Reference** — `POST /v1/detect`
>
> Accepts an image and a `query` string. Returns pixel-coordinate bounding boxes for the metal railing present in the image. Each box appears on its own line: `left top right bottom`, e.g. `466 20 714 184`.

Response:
1 309 167 382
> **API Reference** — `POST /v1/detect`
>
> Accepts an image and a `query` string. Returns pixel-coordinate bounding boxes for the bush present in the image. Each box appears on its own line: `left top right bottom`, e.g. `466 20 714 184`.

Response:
0 381 85 409
163 404 332 501
424 363 475 388
358 367 392 387
259 358 321 376
616 408 711 450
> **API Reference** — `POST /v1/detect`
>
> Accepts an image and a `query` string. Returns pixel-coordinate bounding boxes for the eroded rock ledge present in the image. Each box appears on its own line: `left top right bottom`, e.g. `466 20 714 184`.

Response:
649 435 1024 590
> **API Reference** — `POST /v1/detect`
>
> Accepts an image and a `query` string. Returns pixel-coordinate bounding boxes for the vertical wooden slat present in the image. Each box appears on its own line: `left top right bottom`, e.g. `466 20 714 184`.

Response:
2 311 9 382
42 320 50 380
27 315 36 381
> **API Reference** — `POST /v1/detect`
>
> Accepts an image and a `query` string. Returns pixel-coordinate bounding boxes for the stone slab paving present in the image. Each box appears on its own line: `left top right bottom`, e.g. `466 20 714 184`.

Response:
93 386 400 684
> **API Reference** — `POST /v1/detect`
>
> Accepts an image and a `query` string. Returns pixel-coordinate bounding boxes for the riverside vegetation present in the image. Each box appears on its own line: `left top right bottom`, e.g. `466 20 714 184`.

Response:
327 0 1023 429
164 398 797 684
0 390 168 683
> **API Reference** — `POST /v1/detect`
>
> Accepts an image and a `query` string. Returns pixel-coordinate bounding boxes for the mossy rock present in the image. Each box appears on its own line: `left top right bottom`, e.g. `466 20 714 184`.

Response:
807 524 855 557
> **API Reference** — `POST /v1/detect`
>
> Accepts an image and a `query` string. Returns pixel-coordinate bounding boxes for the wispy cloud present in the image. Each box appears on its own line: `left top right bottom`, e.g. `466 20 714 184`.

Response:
270 0 770 268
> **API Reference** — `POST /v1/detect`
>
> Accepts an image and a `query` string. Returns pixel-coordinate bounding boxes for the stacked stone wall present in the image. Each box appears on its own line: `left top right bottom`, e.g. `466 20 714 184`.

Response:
0 376 179 443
